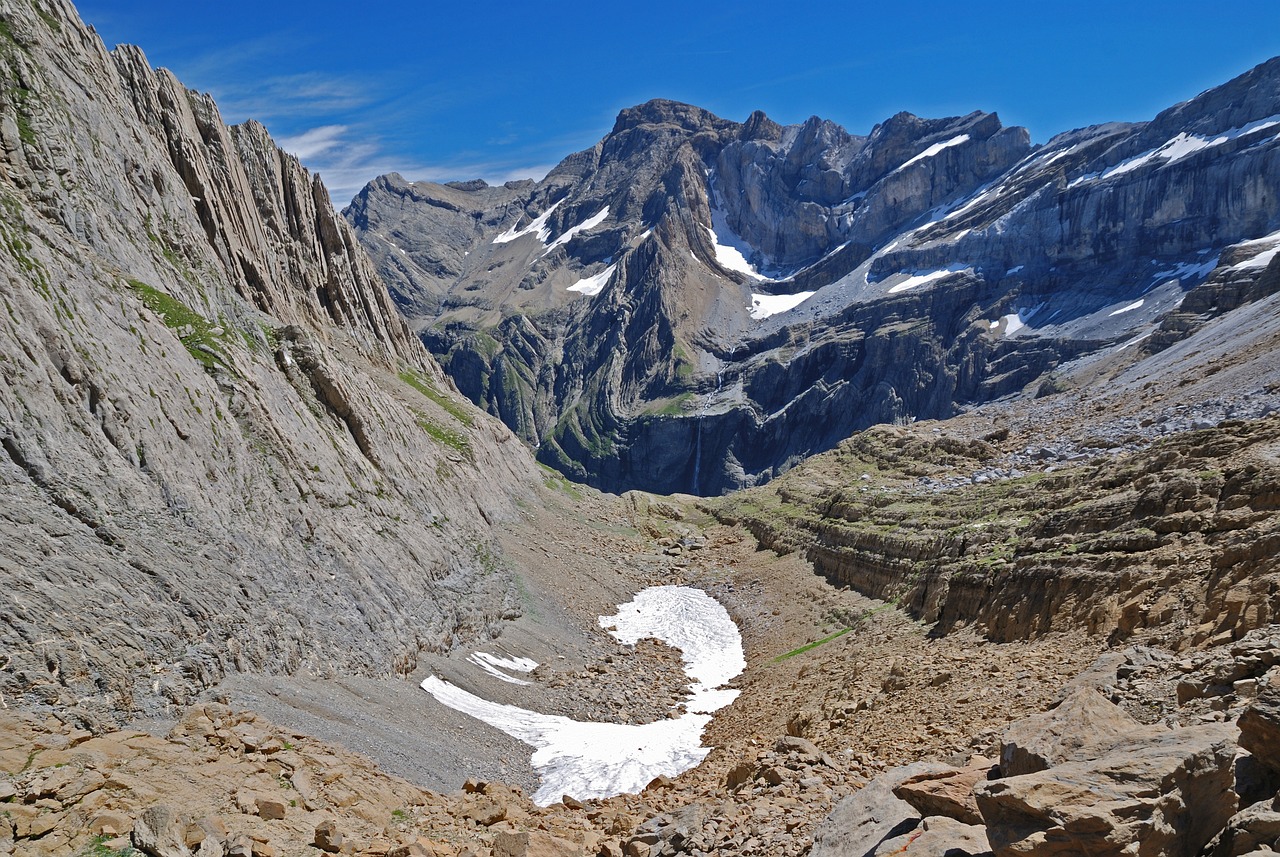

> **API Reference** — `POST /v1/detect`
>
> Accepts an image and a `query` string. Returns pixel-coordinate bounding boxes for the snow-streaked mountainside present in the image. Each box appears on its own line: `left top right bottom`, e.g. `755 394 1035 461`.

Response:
347 58 1280 495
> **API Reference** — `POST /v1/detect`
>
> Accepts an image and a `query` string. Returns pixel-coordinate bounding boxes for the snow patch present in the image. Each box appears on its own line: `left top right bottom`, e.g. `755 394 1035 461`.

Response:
421 586 744 805
543 206 610 255
1151 257 1220 283
900 134 971 170
1071 115 1280 187
886 265 968 294
493 199 564 244
1228 228 1280 271
468 652 539 686
749 291 815 320
1109 299 1145 317
566 263 617 297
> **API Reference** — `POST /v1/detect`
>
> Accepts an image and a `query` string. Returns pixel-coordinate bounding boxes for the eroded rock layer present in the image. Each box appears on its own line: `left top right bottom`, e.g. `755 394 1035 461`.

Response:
0 0 538 725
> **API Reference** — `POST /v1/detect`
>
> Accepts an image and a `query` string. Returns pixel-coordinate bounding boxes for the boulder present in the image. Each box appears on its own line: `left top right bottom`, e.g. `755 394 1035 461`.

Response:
975 723 1238 857
132 805 193 857
811 762 951 857
492 830 582 857
892 757 996 825
873 816 993 856
313 820 344 853
1204 798 1280 857
1001 687 1165 777
1239 685 1280 773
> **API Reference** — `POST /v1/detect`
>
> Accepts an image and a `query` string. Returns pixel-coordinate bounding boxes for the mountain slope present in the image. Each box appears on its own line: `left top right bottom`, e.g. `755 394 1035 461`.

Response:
0 0 539 726
350 59 1280 495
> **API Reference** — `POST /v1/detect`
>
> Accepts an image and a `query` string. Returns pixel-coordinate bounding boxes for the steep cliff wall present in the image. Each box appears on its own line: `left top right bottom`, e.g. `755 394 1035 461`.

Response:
0 0 539 725
352 61 1280 496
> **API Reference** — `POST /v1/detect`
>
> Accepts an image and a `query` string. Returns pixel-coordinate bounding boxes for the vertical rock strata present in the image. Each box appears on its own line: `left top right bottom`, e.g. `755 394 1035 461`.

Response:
0 0 537 723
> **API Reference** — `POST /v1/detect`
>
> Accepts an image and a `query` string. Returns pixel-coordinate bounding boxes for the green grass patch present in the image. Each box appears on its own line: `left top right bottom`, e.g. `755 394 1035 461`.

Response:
400 369 474 427
34 6 61 32
125 279 227 371
82 834 138 857
412 408 472 457
773 627 851 662
647 392 695 416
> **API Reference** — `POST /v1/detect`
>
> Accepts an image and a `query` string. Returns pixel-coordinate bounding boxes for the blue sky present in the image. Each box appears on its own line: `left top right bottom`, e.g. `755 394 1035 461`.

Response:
77 1 1280 205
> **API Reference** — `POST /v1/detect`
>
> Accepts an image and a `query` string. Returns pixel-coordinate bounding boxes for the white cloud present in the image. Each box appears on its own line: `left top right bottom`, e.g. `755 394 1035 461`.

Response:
275 123 553 206
277 125 349 159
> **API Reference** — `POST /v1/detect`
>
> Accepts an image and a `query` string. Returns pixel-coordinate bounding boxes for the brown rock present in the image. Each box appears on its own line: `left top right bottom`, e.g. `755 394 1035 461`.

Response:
1239 684 1280 773
462 797 508 826
314 820 344 853
1000 687 1165 777
491 833 583 857
976 723 1238 857
90 811 133 837
132 804 192 857
725 761 756 789
255 797 287 821
893 757 995 826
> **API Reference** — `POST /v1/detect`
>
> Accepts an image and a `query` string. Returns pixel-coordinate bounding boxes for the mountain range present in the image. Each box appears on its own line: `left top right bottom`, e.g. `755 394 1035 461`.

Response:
347 61 1280 494
6 1 1280 855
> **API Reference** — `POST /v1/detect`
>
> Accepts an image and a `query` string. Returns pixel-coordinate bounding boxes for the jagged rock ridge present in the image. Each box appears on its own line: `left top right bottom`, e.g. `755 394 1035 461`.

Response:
0 0 539 725
350 59 1280 494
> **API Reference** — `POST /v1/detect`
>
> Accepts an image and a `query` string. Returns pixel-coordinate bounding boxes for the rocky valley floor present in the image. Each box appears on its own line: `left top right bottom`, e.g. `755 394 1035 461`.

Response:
6 319 1280 856
6 423 1280 857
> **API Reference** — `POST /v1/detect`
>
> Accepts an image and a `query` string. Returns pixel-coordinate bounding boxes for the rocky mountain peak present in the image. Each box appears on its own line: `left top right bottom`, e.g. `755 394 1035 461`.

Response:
610 98 733 136
741 108 783 142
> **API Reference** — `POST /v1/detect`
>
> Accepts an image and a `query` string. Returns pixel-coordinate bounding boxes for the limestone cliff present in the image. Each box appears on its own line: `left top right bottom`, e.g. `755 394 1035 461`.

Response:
0 0 539 725
351 60 1280 496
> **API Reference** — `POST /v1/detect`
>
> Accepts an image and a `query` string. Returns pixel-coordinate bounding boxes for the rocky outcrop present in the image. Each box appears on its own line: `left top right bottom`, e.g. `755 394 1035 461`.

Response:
712 415 1280 645
976 723 1239 857
351 60 1280 495
0 0 538 724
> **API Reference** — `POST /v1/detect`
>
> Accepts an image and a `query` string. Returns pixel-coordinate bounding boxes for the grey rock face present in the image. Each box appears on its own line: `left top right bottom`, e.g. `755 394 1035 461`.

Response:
0 0 538 723
353 59 1280 495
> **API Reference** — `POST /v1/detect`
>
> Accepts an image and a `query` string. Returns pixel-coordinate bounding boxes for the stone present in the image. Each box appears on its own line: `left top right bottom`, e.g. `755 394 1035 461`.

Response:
492 830 582 857
976 723 1238 857
90 812 133 837
811 762 952 857
1205 799 1280 857
1240 685 1280 773
314 820 344 853
255 797 287 821
873 816 992 856
725 761 756 789
132 804 193 857
893 757 995 825
1000 687 1165 777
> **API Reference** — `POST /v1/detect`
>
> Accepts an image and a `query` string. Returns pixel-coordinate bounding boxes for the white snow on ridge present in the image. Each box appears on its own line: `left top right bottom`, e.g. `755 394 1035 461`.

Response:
544 206 610 255
1228 228 1280 271
421 586 744 805
468 652 539 686
886 265 968 294
900 134 970 170
566 263 617 297
707 200 775 280
750 291 815 320
493 199 564 244
1071 115 1280 187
